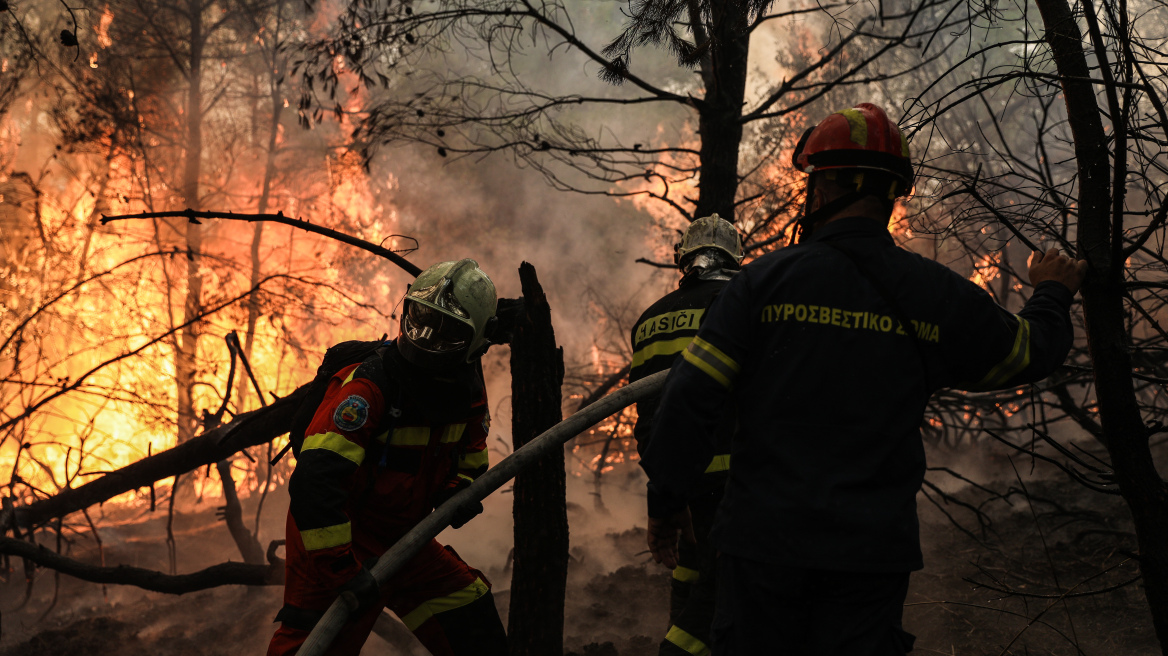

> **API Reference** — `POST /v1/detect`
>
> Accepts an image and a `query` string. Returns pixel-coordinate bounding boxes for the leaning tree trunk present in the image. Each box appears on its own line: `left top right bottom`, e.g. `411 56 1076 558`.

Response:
1033 0 1168 648
508 262 568 656
692 0 751 223
6 385 308 532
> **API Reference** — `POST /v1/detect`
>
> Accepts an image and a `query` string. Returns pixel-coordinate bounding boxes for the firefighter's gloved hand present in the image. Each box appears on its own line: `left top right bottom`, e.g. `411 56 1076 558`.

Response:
337 564 380 614
488 297 525 346
647 507 696 570
433 478 484 529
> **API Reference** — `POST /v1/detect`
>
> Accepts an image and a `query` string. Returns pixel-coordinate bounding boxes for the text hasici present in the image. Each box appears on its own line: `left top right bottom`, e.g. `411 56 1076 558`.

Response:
760 303 941 343
634 308 705 344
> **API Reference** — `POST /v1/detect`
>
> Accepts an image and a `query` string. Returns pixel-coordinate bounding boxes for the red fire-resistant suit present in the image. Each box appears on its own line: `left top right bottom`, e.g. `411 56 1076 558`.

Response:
267 349 506 656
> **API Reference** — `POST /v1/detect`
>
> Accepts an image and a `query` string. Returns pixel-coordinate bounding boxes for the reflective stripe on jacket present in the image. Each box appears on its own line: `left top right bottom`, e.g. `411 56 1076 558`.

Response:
630 275 734 465
643 217 1075 572
288 354 490 586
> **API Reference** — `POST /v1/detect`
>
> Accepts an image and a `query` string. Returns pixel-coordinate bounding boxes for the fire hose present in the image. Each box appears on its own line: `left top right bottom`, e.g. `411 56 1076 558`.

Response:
296 369 668 656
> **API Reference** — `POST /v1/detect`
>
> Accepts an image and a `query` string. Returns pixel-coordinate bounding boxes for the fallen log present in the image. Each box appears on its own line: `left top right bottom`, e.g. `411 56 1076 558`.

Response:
297 368 669 656
0 536 284 594
6 385 309 531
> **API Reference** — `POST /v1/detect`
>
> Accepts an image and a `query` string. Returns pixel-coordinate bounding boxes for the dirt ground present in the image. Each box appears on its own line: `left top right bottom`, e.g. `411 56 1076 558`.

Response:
0 442 1159 655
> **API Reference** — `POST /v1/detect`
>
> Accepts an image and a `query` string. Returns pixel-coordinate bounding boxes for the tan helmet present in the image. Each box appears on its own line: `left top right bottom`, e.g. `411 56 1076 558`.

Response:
398 259 497 369
674 213 744 269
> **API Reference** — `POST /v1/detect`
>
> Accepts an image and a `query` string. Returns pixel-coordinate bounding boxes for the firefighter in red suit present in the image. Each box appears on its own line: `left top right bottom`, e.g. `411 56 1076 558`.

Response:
268 259 508 656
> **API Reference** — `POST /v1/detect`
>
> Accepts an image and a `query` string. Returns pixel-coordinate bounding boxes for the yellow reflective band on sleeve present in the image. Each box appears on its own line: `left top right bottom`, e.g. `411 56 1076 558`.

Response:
400 577 491 631
632 336 694 369
301 432 365 465
704 454 731 473
459 450 489 471
440 423 467 444
299 521 352 551
664 625 711 656
972 316 1032 390
388 426 430 447
672 566 700 583
839 108 869 147
457 473 475 484
681 336 740 388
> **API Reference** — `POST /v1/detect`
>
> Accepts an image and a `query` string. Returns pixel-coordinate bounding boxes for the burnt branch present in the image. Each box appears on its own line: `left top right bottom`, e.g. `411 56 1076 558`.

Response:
576 364 631 411
100 209 423 277
0 535 284 594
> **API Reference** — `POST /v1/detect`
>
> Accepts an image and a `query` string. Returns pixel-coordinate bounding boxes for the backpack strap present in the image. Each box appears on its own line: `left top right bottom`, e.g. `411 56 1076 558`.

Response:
356 344 402 490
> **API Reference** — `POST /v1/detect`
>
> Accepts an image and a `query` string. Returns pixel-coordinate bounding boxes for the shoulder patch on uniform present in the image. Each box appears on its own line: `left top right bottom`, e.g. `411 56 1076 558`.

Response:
482 412 491 435
334 395 370 431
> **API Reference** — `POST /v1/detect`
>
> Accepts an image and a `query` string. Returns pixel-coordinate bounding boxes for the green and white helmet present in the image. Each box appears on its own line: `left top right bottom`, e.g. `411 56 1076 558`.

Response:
398 259 498 369
674 213 744 269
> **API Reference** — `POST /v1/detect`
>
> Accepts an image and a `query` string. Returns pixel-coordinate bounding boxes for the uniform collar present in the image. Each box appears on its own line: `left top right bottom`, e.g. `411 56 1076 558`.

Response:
803 216 895 246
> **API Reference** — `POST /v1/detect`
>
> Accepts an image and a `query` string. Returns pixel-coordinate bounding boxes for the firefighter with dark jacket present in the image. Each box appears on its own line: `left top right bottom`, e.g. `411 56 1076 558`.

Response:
268 259 509 656
630 214 742 656
641 104 1088 655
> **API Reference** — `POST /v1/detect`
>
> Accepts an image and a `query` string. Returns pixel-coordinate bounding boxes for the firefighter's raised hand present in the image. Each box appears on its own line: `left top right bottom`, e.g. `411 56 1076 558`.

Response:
647 508 697 570
1029 247 1088 294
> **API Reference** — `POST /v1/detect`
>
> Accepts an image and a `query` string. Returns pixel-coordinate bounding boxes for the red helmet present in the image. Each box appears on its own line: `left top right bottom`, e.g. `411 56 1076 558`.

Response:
791 103 913 196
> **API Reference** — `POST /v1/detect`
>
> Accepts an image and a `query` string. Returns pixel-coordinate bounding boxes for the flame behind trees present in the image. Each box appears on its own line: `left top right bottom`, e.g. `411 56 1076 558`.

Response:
0 0 411 511
0 0 1166 649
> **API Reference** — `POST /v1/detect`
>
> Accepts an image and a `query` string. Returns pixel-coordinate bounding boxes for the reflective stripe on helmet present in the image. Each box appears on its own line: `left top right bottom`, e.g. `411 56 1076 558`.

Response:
792 103 914 193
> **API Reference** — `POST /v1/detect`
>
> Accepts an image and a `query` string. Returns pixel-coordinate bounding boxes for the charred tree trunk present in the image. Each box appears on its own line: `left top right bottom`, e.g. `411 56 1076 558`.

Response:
508 262 567 656
1033 0 1168 648
176 0 206 444
693 0 751 223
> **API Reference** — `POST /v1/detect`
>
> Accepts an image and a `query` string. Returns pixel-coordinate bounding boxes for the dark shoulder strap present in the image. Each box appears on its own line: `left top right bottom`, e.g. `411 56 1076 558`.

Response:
351 345 403 483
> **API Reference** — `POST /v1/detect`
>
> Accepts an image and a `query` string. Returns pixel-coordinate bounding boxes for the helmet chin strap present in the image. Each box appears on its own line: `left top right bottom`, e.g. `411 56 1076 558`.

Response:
796 179 868 244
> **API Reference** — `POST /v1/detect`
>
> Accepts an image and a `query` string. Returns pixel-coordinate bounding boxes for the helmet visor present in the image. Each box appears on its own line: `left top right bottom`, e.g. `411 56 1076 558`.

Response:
401 300 473 353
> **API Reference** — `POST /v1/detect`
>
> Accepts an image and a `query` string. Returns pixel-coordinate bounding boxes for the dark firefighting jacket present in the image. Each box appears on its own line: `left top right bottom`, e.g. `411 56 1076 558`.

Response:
287 347 490 587
630 272 735 472
642 217 1076 572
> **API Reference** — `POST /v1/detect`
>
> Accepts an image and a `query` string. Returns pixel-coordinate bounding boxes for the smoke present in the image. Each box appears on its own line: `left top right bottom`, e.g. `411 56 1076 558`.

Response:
0 0 727 653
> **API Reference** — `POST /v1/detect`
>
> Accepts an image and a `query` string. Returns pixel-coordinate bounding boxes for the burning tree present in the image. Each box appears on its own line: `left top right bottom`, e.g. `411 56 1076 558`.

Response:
0 0 421 581
2 0 1166 651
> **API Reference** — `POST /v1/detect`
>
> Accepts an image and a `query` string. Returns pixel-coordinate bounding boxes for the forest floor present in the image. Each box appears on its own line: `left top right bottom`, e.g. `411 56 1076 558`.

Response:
0 440 1158 656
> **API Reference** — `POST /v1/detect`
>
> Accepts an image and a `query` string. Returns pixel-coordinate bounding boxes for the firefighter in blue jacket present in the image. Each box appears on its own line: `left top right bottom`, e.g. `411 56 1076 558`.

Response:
641 104 1088 655
630 214 743 656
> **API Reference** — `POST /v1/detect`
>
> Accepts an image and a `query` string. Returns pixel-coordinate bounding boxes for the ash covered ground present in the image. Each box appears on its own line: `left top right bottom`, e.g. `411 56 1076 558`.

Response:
0 442 1159 656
